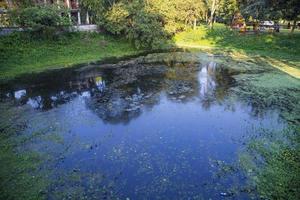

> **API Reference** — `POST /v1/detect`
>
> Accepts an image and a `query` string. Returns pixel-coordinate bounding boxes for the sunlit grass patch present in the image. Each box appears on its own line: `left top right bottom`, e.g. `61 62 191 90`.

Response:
174 23 300 65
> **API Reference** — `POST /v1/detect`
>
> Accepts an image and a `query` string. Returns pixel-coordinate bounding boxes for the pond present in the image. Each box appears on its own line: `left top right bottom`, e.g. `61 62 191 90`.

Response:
0 52 299 199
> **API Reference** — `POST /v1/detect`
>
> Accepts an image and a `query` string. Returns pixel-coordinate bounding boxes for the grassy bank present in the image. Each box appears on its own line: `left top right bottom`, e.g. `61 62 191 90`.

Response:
1 24 300 82
0 32 141 82
174 24 300 67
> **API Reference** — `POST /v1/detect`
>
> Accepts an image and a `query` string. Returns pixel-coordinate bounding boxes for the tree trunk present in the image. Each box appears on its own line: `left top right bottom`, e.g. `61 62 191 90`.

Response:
5 0 13 9
230 14 235 27
193 19 197 30
209 0 217 29
291 19 297 33
66 0 70 8
77 12 81 25
209 13 215 29
86 11 90 25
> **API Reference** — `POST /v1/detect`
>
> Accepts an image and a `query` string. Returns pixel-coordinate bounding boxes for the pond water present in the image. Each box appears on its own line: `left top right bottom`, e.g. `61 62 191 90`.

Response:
0 52 296 199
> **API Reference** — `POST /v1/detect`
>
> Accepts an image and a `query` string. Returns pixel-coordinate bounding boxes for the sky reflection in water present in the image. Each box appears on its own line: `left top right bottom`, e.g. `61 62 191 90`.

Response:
0 59 284 199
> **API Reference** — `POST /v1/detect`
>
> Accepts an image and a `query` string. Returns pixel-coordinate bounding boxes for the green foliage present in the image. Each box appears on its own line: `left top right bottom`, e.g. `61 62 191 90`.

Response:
239 0 267 19
89 0 169 49
240 128 300 200
239 0 300 22
125 9 167 49
217 0 239 24
1 23 300 81
103 1 169 49
13 0 35 8
275 0 300 32
81 0 216 48
9 5 71 38
103 2 129 35
166 0 207 28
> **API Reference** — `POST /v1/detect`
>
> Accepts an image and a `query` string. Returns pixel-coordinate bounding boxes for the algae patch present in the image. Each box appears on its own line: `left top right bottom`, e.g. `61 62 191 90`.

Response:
0 103 50 200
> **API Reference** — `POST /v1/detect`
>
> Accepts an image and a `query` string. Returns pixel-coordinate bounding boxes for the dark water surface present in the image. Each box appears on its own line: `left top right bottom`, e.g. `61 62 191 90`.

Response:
0 52 289 199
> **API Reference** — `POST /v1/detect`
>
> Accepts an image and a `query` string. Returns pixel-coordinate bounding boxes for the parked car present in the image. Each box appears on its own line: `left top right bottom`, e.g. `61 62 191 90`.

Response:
259 21 275 31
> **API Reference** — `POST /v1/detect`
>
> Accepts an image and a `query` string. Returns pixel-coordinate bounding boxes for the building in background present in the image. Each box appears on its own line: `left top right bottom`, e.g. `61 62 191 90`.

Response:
1 0 91 26
56 0 91 25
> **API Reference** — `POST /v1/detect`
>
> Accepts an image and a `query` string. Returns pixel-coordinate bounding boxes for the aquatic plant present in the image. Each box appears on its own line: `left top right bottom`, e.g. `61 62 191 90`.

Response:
239 127 300 200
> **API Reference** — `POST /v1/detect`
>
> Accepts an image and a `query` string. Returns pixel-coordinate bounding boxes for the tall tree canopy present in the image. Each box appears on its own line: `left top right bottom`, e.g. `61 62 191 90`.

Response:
81 0 213 48
239 0 300 31
7 0 299 47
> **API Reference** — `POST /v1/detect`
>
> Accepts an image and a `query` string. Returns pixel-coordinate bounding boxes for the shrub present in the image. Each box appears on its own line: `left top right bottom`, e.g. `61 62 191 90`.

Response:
10 5 71 38
81 0 209 49
103 2 168 49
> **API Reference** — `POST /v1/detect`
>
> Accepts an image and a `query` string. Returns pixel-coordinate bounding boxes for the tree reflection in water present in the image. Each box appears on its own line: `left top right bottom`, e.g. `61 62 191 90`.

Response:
198 61 217 97
2 60 238 124
0 53 291 199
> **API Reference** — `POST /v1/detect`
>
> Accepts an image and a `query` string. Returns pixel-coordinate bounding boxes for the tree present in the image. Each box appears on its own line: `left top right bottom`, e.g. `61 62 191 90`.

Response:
174 0 207 30
217 0 239 25
10 5 71 38
6 0 34 8
206 0 221 29
276 0 300 32
239 0 300 32
80 0 211 48
239 0 266 19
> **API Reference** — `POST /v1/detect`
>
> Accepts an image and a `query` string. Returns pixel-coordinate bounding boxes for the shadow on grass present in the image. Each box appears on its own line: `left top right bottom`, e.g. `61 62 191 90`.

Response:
203 24 300 63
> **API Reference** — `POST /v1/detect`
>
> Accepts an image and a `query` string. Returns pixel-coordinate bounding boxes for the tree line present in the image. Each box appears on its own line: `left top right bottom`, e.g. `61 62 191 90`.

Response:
77 0 240 48
4 0 300 48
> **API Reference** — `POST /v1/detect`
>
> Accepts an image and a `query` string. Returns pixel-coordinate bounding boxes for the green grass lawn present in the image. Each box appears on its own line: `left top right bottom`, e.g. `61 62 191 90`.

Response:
0 32 141 82
174 24 300 67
